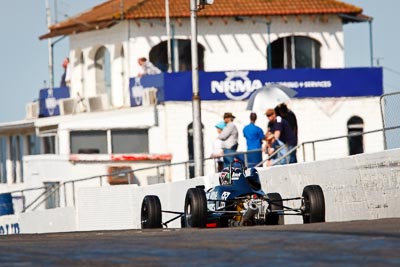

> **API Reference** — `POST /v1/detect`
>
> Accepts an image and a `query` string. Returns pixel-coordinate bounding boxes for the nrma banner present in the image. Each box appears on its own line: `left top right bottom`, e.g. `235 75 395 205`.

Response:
130 67 382 105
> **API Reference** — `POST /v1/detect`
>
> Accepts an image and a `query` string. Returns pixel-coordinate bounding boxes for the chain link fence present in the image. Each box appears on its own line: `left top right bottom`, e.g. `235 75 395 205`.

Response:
380 91 400 149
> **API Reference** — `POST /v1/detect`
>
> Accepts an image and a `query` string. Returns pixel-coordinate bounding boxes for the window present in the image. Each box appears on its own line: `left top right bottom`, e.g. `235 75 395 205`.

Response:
44 182 60 209
268 36 321 69
347 116 364 155
0 137 6 184
70 130 150 154
111 129 149 153
70 131 107 154
150 39 205 72
95 46 112 97
9 136 24 183
27 135 41 155
42 136 56 154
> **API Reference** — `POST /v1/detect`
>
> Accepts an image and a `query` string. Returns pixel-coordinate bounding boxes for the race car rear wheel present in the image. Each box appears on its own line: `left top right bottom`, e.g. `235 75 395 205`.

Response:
265 193 284 225
141 195 162 229
302 185 325 223
184 188 207 228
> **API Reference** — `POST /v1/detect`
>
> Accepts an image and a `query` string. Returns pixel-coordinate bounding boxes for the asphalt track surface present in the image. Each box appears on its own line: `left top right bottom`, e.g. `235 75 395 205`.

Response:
0 218 399 267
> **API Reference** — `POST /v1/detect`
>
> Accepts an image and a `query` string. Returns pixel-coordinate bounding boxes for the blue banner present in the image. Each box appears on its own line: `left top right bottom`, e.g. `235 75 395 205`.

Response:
129 67 383 105
39 87 70 117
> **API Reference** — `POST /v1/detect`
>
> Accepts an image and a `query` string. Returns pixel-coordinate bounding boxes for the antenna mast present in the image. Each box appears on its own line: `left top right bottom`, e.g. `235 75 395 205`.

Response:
45 0 54 88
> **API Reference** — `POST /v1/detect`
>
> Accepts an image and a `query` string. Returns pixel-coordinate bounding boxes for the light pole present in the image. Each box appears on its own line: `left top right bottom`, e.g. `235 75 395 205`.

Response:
165 0 172 72
190 0 204 177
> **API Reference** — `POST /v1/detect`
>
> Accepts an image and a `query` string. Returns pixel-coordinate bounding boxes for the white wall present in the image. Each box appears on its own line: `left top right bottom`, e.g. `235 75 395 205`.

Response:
67 15 345 107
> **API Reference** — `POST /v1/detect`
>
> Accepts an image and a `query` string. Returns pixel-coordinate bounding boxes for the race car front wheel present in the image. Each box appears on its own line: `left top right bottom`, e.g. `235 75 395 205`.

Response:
184 188 207 228
302 185 325 223
141 195 162 229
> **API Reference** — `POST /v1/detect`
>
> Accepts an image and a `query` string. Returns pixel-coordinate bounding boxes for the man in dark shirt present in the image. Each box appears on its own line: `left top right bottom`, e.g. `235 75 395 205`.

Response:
275 103 298 162
275 103 298 138
266 108 297 164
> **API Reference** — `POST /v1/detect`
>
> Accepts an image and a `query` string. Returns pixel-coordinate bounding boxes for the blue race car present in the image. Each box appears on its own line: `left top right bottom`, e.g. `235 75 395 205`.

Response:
141 160 325 229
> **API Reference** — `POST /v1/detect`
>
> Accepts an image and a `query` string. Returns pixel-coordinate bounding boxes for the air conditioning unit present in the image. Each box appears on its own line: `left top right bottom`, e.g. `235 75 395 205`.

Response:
25 102 39 119
142 88 158 106
88 94 109 112
59 98 76 115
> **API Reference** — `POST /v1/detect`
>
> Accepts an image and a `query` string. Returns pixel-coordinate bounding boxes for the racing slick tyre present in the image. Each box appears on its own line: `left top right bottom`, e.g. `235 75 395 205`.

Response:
265 193 284 225
184 188 207 228
302 185 325 223
141 195 162 229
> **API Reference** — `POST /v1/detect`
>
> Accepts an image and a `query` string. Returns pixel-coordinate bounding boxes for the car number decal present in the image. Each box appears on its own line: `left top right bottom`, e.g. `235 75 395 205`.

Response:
221 191 231 200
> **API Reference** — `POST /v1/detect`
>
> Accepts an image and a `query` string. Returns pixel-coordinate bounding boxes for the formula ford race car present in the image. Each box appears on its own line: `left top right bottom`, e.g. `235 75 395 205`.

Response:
140 160 325 229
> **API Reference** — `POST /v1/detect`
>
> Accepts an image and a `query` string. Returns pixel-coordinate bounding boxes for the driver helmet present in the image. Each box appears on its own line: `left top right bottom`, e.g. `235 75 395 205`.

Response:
219 168 231 185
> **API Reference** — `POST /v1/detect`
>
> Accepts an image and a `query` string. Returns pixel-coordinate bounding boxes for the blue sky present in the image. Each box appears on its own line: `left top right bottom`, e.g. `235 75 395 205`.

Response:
0 0 398 123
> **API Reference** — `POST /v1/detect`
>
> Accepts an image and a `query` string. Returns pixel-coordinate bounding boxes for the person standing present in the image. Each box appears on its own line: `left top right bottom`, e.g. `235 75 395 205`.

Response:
60 57 69 87
266 108 297 164
211 121 226 172
218 112 238 167
243 112 264 167
275 103 298 162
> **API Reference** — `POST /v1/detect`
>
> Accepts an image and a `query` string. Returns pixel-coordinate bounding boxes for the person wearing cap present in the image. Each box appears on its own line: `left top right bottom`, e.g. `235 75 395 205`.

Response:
218 112 239 167
243 112 264 167
211 121 226 172
265 108 297 164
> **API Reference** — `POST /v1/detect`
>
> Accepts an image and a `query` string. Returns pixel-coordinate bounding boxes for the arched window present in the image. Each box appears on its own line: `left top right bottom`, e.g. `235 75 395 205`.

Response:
94 46 112 98
268 36 321 69
347 116 364 155
150 39 205 72
120 46 125 80
119 46 125 98
78 52 85 96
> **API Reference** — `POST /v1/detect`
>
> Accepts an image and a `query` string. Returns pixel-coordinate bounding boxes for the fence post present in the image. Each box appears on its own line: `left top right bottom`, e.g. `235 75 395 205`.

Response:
21 191 25 211
312 142 316 161
185 162 188 179
72 181 76 207
64 183 67 207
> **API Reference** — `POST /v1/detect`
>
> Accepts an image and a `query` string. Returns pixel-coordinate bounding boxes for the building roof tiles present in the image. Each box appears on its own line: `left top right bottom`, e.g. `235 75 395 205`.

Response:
40 0 366 39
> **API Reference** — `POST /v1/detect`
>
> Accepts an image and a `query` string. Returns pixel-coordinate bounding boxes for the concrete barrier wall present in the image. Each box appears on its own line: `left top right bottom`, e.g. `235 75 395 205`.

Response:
1 149 399 234
0 207 77 234
76 148 400 230
258 149 400 224
76 177 220 230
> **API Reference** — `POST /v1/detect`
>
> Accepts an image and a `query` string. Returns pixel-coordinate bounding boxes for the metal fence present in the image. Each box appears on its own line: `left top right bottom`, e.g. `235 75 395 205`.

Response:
10 90 400 213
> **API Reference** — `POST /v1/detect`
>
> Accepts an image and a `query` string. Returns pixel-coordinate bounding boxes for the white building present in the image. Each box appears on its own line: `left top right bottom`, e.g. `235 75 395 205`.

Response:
0 0 384 213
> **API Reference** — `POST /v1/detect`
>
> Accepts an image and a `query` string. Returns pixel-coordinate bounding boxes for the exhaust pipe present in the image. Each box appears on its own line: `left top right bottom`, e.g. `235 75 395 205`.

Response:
240 202 258 225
